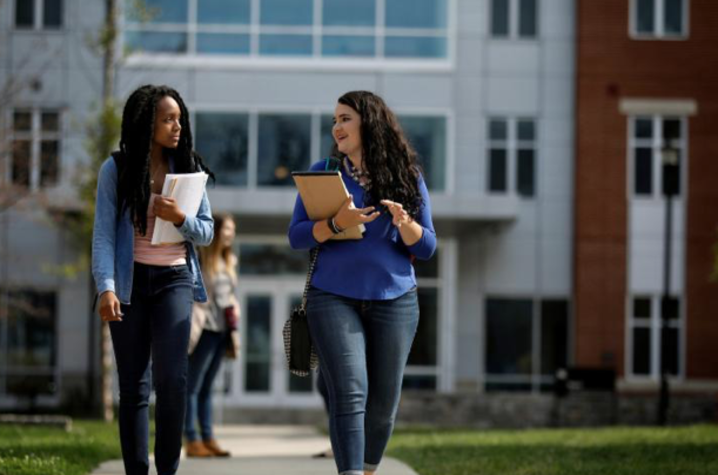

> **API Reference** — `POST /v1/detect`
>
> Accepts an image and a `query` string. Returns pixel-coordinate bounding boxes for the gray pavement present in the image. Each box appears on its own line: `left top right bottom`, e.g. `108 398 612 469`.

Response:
89 425 418 475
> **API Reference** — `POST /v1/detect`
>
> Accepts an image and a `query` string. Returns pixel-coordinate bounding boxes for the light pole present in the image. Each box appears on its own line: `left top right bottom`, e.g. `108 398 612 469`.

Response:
658 138 680 426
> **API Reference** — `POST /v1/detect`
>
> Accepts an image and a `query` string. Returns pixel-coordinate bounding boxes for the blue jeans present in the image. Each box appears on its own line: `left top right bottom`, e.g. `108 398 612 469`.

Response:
306 287 419 475
110 263 193 475
184 329 225 441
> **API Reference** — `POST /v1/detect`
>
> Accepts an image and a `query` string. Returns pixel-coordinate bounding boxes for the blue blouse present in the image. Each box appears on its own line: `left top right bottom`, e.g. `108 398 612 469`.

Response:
288 160 437 300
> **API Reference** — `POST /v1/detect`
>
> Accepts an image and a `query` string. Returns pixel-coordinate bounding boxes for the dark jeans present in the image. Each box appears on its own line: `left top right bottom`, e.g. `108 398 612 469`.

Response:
184 329 225 442
306 287 419 475
110 263 193 475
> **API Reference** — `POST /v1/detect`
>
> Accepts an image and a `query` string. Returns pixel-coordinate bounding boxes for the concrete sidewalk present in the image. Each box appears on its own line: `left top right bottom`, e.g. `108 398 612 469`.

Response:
89 425 418 475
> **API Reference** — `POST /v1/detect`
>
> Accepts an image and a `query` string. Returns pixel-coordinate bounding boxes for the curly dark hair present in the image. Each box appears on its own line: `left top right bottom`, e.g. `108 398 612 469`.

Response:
330 90 423 219
113 84 213 236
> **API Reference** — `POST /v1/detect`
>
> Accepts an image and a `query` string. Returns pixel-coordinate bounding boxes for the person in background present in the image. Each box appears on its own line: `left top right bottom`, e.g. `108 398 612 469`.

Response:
185 214 240 457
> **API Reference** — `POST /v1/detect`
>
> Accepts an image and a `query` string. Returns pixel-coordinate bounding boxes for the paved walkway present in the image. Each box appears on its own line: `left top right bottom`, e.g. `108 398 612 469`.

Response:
89 425 418 475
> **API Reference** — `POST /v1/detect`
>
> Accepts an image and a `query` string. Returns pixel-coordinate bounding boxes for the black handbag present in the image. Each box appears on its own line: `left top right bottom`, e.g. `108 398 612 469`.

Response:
283 247 319 377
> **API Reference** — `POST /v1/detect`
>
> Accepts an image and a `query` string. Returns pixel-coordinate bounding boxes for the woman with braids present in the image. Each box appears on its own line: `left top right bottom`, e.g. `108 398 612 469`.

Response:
288 90 436 475
92 84 214 475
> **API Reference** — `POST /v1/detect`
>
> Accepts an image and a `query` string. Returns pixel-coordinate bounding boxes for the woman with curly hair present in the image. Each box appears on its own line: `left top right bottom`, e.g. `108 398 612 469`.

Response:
92 84 214 475
288 90 437 475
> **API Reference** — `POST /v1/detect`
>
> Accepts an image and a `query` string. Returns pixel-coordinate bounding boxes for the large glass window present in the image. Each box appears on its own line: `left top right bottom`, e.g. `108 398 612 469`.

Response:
194 110 446 190
0 289 58 397
238 243 308 276
195 113 249 186
257 114 312 187
323 0 375 26
244 296 272 392
632 0 687 38
487 117 536 198
401 116 447 192
124 0 449 59
15 0 62 29
630 115 685 198
404 251 442 390
485 297 569 392
10 109 61 190
491 0 539 39
628 295 682 378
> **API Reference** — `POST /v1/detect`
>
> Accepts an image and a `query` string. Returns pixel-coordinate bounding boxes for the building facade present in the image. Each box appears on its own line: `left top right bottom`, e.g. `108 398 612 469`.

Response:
574 0 718 395
15 0 707 421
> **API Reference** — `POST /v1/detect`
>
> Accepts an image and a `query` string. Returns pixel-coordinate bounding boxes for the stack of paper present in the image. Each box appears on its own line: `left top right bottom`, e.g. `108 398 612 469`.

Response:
151 172 208 245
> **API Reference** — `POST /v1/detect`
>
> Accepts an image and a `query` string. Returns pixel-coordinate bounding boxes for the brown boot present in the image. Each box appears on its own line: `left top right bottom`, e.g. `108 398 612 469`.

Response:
185 440 213 457
203 439 231 457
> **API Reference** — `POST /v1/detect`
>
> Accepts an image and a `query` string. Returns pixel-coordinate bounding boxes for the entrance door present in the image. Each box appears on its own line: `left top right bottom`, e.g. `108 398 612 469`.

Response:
224 280 321 407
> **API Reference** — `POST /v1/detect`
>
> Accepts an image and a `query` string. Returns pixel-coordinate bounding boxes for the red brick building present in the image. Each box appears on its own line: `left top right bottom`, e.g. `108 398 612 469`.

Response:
575 0 718 390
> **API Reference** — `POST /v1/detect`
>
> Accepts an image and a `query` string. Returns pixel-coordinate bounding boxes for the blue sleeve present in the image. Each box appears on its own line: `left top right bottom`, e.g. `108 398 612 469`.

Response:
287 160 327 250
406 175 437 260
176 189 214 246
91 158 118 295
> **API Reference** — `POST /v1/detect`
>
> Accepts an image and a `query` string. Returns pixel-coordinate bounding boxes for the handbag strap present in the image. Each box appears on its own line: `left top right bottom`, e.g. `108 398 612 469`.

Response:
300 247 319 310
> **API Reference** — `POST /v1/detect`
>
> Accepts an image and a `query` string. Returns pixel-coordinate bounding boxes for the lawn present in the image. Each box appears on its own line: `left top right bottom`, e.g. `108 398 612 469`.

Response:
0 420 120 475
387 424 718 475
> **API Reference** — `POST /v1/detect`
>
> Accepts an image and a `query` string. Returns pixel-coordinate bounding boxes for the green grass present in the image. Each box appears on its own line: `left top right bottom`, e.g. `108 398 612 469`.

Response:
387 425 718 475
0 420 120 475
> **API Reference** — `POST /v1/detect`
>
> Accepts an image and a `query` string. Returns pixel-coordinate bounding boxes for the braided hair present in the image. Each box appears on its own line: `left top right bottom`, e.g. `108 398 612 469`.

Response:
330 91 423 219
114 84 214 236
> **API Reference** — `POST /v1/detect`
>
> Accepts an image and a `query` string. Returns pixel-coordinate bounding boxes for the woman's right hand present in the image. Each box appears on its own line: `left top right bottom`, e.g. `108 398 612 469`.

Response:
334 195 381 230
99 291 123 322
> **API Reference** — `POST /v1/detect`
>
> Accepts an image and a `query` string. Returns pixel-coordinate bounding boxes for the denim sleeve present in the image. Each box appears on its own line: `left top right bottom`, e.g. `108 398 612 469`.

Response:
406 175 437 261
176 189 214 247
91 158 118 295
288 192 319 250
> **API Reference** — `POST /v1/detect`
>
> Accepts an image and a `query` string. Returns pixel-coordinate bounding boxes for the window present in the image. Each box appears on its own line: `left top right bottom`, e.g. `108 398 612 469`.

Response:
244 295 271 392
0 289 58 398
8 109 61 190
125 0 449 59
487 117 536 197
632 0 688 38
628 295 682 378
257 114 311 187
404 250 442 390
194 113 249 186
491 0 538 39
485 297 569 391
630 116 685 198
14 0 63 29
400 116 447 192
197 110 447 191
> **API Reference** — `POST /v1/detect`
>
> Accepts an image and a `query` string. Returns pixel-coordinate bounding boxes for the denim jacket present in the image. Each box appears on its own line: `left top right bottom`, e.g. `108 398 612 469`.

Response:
91 157 214 305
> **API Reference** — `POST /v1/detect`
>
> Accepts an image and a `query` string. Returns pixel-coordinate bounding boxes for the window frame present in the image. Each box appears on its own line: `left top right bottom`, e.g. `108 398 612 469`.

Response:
483 295 571 392
625 294 685 381
5 108 62 190
487 116 537 198
627 115 687 200
12 0 63 30
192 106 450 192
121 0 455 66
490 0 539 40
0 287 60 403
629 0 690 40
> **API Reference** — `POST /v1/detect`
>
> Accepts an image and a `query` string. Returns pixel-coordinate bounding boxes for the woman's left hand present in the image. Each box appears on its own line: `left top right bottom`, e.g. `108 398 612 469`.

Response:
380 199 412 228
154 196 186 226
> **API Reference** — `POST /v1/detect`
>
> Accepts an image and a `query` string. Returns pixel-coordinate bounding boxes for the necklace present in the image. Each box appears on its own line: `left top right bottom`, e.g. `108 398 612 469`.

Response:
149 162 164 185
343 157 370 188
